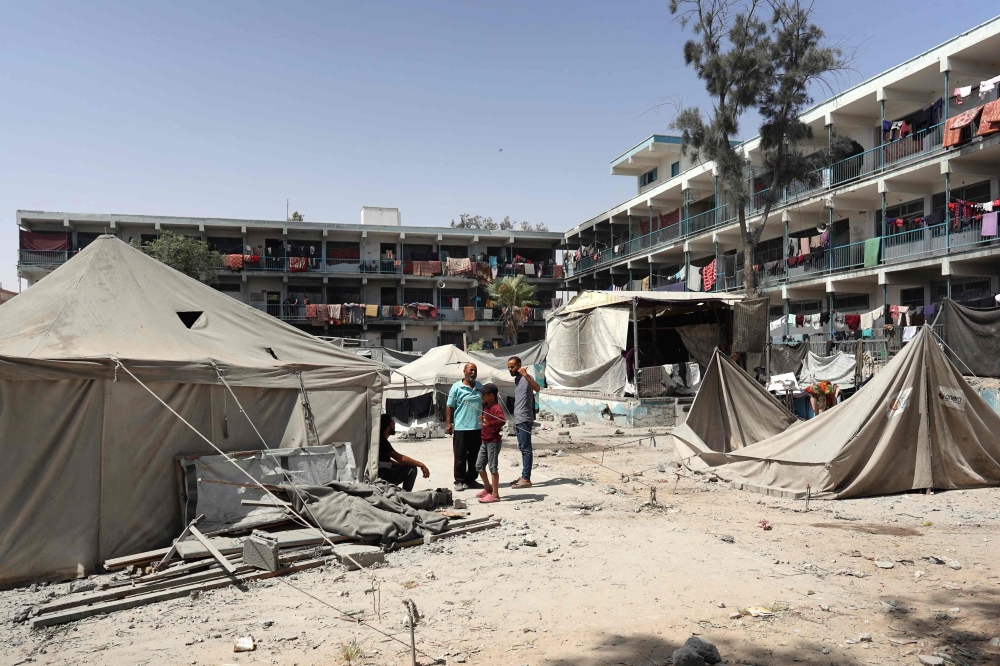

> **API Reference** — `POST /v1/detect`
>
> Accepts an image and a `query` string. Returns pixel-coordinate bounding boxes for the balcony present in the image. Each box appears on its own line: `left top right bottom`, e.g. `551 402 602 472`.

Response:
242 256 400 275
18 249 77 267
264 304 549 325
570 123 951 280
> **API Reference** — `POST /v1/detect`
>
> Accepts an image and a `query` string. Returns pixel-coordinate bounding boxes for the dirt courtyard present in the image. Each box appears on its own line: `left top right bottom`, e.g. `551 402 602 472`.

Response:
3 419 999 666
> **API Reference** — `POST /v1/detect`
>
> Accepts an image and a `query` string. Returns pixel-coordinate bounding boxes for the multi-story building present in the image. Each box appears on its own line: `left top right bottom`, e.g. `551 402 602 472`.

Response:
15 207 565 352
562 17 1000 341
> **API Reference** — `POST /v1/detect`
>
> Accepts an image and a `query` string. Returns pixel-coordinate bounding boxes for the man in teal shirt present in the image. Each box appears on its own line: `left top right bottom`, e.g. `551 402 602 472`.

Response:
446 363 484 490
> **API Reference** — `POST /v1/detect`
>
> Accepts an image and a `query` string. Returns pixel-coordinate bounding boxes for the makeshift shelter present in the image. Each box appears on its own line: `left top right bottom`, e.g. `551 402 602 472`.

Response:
798 350 856 389
715 327 1000 498
468 340 548 373
672 351 798 470
0 236 389 586
545 291 742 396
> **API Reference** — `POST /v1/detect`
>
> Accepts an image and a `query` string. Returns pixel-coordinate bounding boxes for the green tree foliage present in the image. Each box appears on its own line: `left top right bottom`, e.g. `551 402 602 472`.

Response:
670 0 843 295
290 211 304 221
466 338 487 352
131 231 223 282
486 275 538 345
450 214 548 232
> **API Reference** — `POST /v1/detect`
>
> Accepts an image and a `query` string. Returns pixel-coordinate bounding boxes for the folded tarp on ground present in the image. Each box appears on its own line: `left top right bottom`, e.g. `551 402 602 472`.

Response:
178 445 357 533
286 480 452 544
798 351 856 389
672 351 798 470
715 326 1000 498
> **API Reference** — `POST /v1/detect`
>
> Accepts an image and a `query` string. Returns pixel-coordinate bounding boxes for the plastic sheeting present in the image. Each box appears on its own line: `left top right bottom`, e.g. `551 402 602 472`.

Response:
468 340 548 371
715 327 1000 498
732 298 769 353
938 297 1000 377
381 348 423 369
179 445 357 533
672 351 798 470
798 351 856 389
544 307 629 395
385 344 515 400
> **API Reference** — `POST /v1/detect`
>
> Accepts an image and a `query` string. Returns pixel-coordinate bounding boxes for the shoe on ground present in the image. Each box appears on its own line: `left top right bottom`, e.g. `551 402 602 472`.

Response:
465 480 484 490
511 478 532 489
479 494 500 504
453 482 468 491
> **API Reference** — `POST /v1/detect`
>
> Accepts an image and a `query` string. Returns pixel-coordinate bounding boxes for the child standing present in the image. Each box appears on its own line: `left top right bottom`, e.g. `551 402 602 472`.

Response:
476 383 505 503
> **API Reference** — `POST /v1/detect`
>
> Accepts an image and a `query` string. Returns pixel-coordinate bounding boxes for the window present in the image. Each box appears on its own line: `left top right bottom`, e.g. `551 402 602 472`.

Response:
833 293 870 311
640 168 658 188
440 288 467 308
438 245 468 259
931 277 992 303
380 287 398 306
899 287 925 308
403 287 433 304
670 161 680 178
769 306 785 319
401 338 416 352
788 300 822 315
213 283 242 293
380 242 397 259
207 236 243 254
876 198 924 236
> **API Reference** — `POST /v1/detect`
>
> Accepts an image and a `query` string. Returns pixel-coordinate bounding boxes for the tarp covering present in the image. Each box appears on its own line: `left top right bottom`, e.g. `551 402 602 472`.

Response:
556 289 742 314
938 297 1000 377
714 327 1000 498
798 351 856 389
19 229 68 251
0 236 388 585
285 479 451 544
672 351 798 470
676 323 722 370
545 307 630 395
770 343 808 376
732 298 768 353
469 340 548 371
381 348 423 369
385 344 515 400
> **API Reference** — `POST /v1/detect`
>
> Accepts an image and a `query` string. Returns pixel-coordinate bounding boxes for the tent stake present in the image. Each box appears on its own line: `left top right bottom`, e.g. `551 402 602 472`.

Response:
805 484 811 512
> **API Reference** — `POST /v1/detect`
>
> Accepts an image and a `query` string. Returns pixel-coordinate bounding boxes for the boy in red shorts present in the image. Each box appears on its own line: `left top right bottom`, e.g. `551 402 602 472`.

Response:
476 383 506 503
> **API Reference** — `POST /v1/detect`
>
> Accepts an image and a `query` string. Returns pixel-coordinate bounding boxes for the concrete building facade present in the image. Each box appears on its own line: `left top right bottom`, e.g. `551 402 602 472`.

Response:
561 17 1000 341
16 211 565 353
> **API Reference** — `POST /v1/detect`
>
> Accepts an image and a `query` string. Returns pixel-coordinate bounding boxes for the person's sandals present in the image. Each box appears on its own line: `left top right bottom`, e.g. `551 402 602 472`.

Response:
479 494 500 503
475 489 490 499
511 478 532 489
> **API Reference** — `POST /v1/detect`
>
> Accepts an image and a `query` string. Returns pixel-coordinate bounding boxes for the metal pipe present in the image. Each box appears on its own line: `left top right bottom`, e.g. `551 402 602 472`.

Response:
632 296 640 397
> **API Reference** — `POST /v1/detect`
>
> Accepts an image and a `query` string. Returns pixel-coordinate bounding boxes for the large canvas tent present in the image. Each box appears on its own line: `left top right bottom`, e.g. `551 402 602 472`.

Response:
937 297 1000 377
672 351 798 470
715 326 1000 498
384 344 515 401
0 236 389 585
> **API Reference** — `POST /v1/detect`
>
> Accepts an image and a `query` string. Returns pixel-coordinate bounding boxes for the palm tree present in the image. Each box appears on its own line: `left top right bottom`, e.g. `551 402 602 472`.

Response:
487 275 538 345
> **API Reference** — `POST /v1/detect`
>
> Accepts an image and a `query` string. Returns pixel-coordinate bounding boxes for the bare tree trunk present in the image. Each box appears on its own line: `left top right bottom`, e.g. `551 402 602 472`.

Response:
737 207 757 296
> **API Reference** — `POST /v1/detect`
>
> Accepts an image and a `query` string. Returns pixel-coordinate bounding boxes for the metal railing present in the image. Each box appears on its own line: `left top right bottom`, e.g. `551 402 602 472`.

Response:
829 123 944 188
17 249 77 266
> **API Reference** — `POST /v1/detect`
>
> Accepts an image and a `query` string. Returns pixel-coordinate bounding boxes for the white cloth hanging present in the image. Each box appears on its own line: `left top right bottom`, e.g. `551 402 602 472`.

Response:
979 74 1000 98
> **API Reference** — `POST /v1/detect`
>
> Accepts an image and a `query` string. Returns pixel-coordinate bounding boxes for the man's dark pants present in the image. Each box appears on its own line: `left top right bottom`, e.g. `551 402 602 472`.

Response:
453 429 482 484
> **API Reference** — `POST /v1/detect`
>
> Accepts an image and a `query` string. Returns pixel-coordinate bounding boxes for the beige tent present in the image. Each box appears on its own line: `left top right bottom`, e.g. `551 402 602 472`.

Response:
672 351 798 470
384 344 515 401
715 326 1000 498
0 236 389 585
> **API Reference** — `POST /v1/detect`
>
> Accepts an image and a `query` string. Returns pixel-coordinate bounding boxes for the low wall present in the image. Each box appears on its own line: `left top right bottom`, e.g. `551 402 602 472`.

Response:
537 390 691 428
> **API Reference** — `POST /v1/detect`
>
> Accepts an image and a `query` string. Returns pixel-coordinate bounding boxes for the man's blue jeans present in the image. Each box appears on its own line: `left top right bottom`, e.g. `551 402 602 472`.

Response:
515 422 533 481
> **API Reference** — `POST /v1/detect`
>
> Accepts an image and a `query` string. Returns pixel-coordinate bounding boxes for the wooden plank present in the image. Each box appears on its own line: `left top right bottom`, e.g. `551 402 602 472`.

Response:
153 514 204 572
188 525 237 574
241 499 292 508
175 527 345 560
104 547 171 571
31 558 326 629
426 520 500 543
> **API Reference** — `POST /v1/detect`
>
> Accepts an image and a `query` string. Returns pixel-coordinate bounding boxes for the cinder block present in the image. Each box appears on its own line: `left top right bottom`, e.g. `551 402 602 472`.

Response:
243 530 280 572
336 545 385 571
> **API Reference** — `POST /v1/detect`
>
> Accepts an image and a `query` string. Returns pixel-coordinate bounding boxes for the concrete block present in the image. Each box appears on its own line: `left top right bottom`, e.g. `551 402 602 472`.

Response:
336 545 385 571
243 530 280 572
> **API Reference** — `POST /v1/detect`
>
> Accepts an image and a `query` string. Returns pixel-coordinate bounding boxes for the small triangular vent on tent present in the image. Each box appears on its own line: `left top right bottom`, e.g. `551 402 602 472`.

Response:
176 311 204 329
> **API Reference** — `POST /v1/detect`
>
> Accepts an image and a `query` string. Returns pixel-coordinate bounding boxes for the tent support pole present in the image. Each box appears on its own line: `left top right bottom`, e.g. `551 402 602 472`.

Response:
632 296 640 398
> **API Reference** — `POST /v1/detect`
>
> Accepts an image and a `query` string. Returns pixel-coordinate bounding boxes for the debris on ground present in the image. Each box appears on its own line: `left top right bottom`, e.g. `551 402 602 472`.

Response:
756 519 772 531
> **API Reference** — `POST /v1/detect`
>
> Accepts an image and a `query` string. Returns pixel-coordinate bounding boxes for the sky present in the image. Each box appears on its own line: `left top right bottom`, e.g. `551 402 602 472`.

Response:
2 1 998 290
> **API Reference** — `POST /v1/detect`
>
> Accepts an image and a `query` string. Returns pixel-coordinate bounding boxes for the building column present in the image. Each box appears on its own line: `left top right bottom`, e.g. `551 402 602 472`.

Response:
945 171 951 251
684 250 691 292
784 297 790 338
828 292 835 338
944 69 950 123
713 175 719 227
879 99 886 171
714 240 720 292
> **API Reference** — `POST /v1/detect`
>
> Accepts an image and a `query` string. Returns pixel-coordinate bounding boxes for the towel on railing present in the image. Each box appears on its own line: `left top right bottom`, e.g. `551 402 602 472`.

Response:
428 260 443 275
365 304 378 317
463 306 475 321
447 257 473 276
863 237 881 267
288 257 307 272
702 259 716 291
382 305 394 318
394 305 404 317
982 212 998 237
305 304 317 319
552 264 564 279
329 304 341 321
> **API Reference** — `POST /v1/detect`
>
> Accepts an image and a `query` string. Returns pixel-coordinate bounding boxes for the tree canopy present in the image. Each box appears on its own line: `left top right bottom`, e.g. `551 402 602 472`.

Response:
450 214 548 232
486 275 538 345
131 231 223 283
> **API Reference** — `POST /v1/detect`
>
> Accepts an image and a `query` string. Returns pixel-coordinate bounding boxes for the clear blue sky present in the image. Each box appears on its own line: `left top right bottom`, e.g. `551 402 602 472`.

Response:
2 1 997 290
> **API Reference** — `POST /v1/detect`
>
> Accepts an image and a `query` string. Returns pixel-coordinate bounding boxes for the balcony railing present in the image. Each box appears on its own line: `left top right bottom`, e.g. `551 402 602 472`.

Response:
829 123 944 188
262 304 549 324
18 249 77 266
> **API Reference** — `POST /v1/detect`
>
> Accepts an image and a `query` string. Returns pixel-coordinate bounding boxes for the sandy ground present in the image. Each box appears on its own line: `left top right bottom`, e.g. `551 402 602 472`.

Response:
3 420 1000 666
